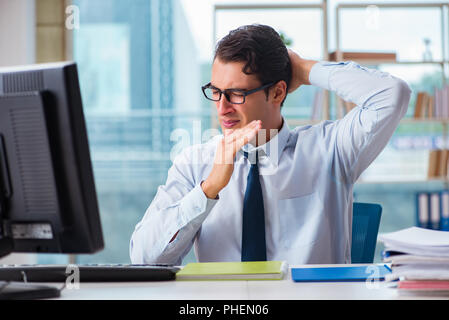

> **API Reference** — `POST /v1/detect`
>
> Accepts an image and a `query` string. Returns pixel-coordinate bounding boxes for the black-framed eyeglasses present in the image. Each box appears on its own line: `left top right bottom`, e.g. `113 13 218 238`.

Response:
201 82 275 104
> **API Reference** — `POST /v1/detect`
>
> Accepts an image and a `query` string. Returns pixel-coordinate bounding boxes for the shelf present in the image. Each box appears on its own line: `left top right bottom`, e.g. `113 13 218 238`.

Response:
400 118 449 124
329 51 396 63
286 119 321 126
355 178 449 185
362 60 445 65
337 3 446 9
286 117 449 126
328 56 445 65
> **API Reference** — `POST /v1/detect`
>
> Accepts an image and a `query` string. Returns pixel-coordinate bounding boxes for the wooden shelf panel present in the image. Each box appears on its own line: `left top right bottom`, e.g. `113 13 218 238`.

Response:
286 117 449 125
356 178 449 185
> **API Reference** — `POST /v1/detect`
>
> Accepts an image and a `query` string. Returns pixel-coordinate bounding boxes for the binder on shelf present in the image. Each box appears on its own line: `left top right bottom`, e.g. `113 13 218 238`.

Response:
414 92 426 118
441 190 449 231
427 149 440 178
428 95 434 118
422 93 430 117
412 89 445 120
427 149 449 179
435 87 442 118
439 149 449 177
429 192 441 230
416 192 430 229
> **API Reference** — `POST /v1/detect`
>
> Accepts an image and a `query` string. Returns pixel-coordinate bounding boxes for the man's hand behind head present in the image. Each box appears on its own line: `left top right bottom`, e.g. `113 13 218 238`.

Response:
287 49 317 93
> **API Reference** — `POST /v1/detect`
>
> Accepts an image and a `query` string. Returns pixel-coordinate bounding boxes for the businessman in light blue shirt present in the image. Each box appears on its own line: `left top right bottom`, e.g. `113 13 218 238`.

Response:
130 24 411 265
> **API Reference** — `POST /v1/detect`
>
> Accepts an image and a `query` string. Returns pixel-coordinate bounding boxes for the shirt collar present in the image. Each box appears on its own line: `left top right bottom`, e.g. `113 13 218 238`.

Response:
237 117 290 167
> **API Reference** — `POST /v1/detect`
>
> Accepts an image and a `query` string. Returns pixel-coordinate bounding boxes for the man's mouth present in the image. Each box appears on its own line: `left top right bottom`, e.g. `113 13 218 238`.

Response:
222 120 240 128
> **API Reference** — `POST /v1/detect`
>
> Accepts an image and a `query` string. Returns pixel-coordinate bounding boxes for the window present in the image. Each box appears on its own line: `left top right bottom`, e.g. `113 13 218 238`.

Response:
339 7 443 62
68 0 206 264
36 1 448 265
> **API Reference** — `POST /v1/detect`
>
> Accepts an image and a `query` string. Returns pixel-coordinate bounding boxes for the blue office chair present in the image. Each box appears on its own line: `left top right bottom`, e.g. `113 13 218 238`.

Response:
351 202 382 263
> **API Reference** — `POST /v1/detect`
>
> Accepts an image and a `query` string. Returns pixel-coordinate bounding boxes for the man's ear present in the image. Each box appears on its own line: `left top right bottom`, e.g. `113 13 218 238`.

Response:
270 81 287 107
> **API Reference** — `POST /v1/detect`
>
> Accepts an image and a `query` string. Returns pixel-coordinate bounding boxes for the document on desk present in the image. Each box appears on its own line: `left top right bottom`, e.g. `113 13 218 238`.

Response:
379 228 449 282
291 265 391 282
378 227 449 257
176 261 288 280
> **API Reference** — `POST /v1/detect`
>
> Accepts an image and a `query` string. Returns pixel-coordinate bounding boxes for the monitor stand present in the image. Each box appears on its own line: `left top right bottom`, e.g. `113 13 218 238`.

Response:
0 248 61 300
0 238 13 259
0 169 61 299
0 281 61 300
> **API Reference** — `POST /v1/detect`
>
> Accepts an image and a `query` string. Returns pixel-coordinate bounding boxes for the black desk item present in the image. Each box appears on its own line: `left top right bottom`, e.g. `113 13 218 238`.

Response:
0 264 179 282
0 281 60 300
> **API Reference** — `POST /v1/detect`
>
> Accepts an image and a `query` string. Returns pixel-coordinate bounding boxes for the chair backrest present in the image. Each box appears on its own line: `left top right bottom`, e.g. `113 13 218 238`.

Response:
351 202 382 263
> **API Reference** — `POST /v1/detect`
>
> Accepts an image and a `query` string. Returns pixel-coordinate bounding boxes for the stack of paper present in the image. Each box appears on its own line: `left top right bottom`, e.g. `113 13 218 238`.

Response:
379 227 449 295
397 280 449 295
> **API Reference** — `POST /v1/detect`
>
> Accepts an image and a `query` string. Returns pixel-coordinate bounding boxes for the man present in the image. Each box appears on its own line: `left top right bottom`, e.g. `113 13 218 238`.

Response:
130 24 411 265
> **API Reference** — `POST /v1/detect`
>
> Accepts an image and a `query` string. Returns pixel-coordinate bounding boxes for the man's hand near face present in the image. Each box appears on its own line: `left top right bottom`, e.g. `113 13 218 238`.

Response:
201 120 262 199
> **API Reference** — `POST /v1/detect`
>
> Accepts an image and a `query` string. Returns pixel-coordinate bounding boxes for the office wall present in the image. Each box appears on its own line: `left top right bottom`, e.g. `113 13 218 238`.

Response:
0 0 35 66
35 0 69 62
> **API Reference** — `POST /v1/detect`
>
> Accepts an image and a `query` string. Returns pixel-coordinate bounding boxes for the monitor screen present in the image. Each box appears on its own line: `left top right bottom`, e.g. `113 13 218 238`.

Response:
0 62 104 258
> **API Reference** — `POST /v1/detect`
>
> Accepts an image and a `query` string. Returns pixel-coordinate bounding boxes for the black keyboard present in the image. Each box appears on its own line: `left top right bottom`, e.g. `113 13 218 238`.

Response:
0 264 180 282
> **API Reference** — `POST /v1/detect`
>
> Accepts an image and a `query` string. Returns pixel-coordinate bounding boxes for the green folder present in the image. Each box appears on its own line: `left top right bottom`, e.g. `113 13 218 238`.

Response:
176 261 288 281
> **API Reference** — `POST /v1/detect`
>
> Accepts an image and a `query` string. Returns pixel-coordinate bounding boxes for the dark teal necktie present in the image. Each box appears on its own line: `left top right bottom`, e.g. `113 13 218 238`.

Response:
241 151 267 261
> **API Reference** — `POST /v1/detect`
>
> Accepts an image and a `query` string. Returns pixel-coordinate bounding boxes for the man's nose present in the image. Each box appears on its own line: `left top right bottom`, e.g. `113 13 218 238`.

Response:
216 95 234 115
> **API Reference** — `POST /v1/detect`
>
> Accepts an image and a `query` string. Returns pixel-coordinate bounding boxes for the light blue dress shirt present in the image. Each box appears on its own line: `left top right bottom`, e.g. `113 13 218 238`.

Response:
130 60 411 265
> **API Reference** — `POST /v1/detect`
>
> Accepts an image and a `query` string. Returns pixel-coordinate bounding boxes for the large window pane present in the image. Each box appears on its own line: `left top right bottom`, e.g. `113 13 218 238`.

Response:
68 0 205 264
339 7 443 62
34 1 449 266
216 8 323 59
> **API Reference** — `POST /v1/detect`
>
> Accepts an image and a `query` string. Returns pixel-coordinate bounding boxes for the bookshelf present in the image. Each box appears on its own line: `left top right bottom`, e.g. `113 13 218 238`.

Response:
333 2 449 186
334 2 447 114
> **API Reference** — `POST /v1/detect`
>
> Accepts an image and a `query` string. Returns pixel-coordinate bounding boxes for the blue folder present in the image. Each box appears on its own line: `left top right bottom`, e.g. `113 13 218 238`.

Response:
291 265 391 282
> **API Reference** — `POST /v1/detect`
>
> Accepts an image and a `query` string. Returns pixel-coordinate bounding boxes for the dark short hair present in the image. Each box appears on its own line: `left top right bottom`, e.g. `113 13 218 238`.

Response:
214 24 292 106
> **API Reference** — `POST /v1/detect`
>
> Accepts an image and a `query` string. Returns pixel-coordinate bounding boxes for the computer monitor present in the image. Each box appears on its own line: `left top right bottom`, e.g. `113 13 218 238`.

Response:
0 61 104 259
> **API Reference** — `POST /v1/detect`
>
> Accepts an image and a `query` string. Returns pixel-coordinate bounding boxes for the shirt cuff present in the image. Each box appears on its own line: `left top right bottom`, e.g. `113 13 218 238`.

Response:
308 60 347 91
179 183 219 226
